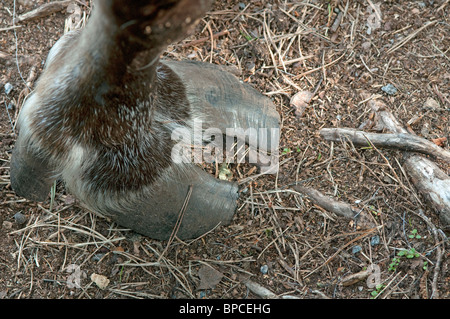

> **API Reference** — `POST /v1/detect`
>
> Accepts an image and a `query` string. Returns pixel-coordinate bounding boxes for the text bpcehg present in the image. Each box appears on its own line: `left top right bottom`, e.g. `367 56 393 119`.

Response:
179 303 271 316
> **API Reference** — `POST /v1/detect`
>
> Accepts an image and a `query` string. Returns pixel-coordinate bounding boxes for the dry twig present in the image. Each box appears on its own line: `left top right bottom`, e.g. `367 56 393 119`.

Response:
292 185 376 228
17 0 72 23
182 29 231 47
387 20 437 54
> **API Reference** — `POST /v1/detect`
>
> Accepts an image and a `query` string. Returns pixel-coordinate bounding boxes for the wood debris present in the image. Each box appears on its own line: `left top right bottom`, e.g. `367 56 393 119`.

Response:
17 0 72 23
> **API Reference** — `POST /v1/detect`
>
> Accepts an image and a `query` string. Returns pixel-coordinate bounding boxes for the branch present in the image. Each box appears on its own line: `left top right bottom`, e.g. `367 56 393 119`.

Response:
292 185 375 228
319 127 450 164
17 1 72 23
181 29 232 47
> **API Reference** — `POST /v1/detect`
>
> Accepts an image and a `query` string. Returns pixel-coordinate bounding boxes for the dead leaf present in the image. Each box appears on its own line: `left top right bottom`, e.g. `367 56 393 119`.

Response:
290 90 313 118
423 97 441 110
431 137 447 147
366 2 382 35
64 195 76 205
197 265 223 290
91 273 110 289
112 246 125 252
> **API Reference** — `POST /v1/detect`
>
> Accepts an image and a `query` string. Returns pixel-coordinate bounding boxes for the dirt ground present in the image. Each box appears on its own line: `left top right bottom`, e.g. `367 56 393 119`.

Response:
0 0 449 300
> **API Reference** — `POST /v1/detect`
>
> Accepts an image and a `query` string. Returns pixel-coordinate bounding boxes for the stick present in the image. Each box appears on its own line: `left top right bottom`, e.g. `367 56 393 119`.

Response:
292 185 376 228
0 51 9 59
293 185 357 219
181 29 231 47
0 25 22 32
319 127 450 164
413 209 445 299
387 20 437 54
157 185 193 262
17 0 72 23
244 280 276 299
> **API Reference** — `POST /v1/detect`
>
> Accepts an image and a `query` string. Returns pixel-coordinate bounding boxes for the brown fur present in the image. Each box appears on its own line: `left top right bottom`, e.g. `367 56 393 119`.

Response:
25 0 209 194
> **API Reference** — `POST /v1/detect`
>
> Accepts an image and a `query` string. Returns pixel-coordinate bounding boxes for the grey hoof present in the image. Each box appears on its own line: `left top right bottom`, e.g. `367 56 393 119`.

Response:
105 165 238 240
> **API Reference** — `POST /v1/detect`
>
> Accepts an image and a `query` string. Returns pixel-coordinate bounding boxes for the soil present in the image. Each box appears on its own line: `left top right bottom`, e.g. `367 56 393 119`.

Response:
0 0 449 300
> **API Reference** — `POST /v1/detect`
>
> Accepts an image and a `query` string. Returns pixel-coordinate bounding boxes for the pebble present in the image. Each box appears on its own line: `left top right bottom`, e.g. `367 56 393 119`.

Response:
4 83 13 95
381 83 397 95
352 245 362 254
260 265 269 274
13 212 27 225
370 235 380 246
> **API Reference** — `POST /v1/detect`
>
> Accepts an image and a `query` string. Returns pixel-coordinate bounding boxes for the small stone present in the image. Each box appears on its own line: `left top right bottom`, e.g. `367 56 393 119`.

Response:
352 245 362 254
381 83 397 95
4 83 13 95
13 212 27 225
370 235 380 246
260 265 269 274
